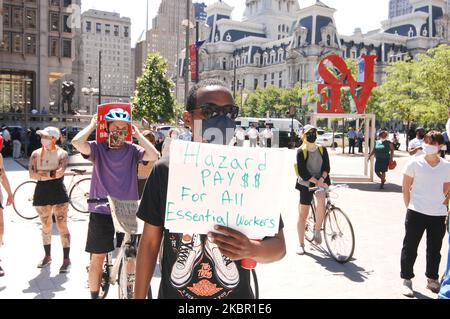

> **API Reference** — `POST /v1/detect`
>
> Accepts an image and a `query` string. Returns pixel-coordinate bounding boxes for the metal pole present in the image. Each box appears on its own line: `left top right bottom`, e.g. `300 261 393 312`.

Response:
98 50 102 106
195 20 199 84
24 81 29 158
184 0 191 107
233 57 237 99
175 1 180 101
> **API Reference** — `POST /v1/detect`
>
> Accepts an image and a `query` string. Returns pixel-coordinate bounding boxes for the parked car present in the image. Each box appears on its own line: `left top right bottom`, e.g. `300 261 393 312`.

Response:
317 132 349 148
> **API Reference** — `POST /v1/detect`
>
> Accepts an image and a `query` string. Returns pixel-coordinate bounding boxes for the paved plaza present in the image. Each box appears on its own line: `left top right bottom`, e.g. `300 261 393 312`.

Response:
0 146 448 299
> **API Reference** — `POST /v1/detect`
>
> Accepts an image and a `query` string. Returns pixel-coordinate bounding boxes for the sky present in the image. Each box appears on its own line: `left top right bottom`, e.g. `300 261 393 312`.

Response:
81 0 390 46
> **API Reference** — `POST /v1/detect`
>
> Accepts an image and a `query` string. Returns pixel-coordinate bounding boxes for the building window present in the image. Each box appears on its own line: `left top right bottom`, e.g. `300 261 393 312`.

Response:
25 9 37 29
13 33 22 53
114 25 119 36
3 6 10 28
264 74 267 88
0 33 11 52
25 34 36 55
86 21 92 32
62 39 71 58
124 26 129 38
12 7 23 28
50 0 60 6
63 0 72 7
327 34 331 46
254 78 258 90
49 37 59 56
96 23 102 34
50 12 59 32
63 15 71 33
271 73 275 85
105 24 111 35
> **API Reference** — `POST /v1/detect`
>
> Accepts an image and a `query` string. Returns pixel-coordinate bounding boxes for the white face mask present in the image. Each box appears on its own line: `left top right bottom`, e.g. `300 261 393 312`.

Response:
423 144 439 155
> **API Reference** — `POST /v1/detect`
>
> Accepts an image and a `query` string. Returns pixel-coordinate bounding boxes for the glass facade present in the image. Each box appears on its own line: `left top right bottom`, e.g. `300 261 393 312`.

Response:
0 71 34 113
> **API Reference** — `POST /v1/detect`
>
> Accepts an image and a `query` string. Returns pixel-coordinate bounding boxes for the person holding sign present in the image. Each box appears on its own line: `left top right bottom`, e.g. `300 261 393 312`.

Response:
72 107 159 299
295 125 331 256
135 79 286 299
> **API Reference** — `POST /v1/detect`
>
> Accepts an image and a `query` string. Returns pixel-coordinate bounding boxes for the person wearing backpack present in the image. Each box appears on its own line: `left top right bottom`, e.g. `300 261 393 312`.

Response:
295 125 331 255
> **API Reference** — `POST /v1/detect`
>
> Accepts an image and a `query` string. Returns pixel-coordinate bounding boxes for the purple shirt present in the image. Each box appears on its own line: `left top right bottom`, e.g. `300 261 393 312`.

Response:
85 141 145 214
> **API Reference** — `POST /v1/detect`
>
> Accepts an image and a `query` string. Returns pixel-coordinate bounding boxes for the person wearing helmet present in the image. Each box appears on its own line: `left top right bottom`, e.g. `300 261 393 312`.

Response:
29 127 72 273
72 109 159 299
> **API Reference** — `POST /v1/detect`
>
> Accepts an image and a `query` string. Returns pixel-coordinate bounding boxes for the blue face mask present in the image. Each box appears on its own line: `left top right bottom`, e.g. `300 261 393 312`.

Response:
202 115 236 145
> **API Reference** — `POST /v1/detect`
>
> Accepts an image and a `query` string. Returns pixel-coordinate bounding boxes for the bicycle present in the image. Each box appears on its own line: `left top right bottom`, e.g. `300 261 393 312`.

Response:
88 197 144 299
12 169 91 220
305 185 355 264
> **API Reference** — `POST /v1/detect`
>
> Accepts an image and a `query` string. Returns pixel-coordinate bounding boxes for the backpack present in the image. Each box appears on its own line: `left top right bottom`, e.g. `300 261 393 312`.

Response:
294 144 324 177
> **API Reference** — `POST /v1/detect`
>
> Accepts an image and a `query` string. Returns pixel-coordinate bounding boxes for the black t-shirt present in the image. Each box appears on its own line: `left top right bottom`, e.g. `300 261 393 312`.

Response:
137 156 283 299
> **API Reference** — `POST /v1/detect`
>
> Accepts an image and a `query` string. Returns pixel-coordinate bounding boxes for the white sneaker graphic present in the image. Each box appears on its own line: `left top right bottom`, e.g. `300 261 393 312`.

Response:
170 234 203 288
205 238 239 289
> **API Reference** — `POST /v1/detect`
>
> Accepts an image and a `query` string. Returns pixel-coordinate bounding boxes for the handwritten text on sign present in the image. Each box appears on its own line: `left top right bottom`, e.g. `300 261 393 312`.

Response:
165 141 288 239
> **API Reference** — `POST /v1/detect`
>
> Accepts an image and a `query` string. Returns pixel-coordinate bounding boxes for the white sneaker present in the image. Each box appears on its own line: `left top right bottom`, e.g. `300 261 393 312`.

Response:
170 234 203 288
296 245 306 255
314 230 322 245
205 238 239 289
402 279 414 297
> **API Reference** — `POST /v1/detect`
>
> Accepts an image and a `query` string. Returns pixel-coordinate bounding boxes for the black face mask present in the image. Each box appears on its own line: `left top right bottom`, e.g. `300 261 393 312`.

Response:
306 134 317 143
202 115 236 145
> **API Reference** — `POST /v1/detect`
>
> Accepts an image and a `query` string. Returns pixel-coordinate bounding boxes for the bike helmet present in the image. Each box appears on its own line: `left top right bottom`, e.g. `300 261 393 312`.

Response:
105 108 131 123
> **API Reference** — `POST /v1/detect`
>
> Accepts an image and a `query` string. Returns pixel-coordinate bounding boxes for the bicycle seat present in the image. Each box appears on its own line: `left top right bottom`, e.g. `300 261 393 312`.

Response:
71 169 87 175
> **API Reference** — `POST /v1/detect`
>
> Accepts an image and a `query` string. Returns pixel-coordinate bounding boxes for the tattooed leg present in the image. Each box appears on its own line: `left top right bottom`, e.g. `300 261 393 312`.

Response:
54 203 70 248
36 206 53 246
0 209 4 247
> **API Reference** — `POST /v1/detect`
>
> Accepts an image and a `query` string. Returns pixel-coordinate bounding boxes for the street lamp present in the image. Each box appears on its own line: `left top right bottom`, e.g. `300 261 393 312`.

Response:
23 77 32 158
82 75 99 115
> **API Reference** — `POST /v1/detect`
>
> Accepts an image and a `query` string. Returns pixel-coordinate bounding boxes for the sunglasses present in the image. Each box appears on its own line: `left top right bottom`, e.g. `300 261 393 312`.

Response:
191 103 239 120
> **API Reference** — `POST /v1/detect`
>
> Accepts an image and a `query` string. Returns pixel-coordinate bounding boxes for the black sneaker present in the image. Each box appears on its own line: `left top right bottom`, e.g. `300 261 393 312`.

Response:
37 256 52 269
0 265 4 277
59 259 71 274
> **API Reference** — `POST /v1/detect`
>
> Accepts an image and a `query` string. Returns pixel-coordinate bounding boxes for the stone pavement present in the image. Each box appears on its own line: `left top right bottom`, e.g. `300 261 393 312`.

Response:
0 148 448 299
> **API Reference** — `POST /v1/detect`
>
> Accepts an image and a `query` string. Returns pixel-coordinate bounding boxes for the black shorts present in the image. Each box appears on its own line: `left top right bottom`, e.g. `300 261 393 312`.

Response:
85 213 115 254
298 185 315 206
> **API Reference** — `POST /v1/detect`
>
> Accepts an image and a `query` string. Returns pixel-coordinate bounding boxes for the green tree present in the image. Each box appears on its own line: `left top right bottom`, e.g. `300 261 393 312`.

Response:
132 53 175 123
413 44 450 124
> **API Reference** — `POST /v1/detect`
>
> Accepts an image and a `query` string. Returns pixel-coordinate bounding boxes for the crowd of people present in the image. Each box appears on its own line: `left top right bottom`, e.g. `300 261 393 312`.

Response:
0 82 448 300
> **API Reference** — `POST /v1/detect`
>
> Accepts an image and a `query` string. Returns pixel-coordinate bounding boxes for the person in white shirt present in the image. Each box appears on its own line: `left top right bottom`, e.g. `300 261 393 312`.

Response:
247 125 259 148
408 127 426 157
234 127 245 147
261 124 274 148
401 131 450 297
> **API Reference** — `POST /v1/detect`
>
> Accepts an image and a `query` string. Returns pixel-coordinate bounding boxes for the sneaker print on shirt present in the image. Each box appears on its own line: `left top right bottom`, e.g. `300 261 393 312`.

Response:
204 237 239 289
170 234 203 289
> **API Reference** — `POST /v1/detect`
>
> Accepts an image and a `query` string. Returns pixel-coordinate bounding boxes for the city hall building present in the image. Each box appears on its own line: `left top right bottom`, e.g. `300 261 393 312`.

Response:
177 0 450 104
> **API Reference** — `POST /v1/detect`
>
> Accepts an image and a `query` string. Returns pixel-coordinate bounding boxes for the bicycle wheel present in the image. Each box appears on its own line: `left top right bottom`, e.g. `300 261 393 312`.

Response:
323 207 355 264
13 181 38 220
98 253 112 299
69 178 91 213
118 257 133 299
305 207 316 243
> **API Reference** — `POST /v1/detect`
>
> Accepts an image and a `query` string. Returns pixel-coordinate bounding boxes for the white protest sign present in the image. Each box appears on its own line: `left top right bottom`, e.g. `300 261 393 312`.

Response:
165 140 290 239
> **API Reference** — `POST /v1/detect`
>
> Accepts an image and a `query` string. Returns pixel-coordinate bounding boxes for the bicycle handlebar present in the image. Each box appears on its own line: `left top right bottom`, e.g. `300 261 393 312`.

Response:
309 184 348 193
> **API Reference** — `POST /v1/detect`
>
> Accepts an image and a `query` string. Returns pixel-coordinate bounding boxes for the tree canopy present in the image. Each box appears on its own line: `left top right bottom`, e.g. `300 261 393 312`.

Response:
132 53 175 123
